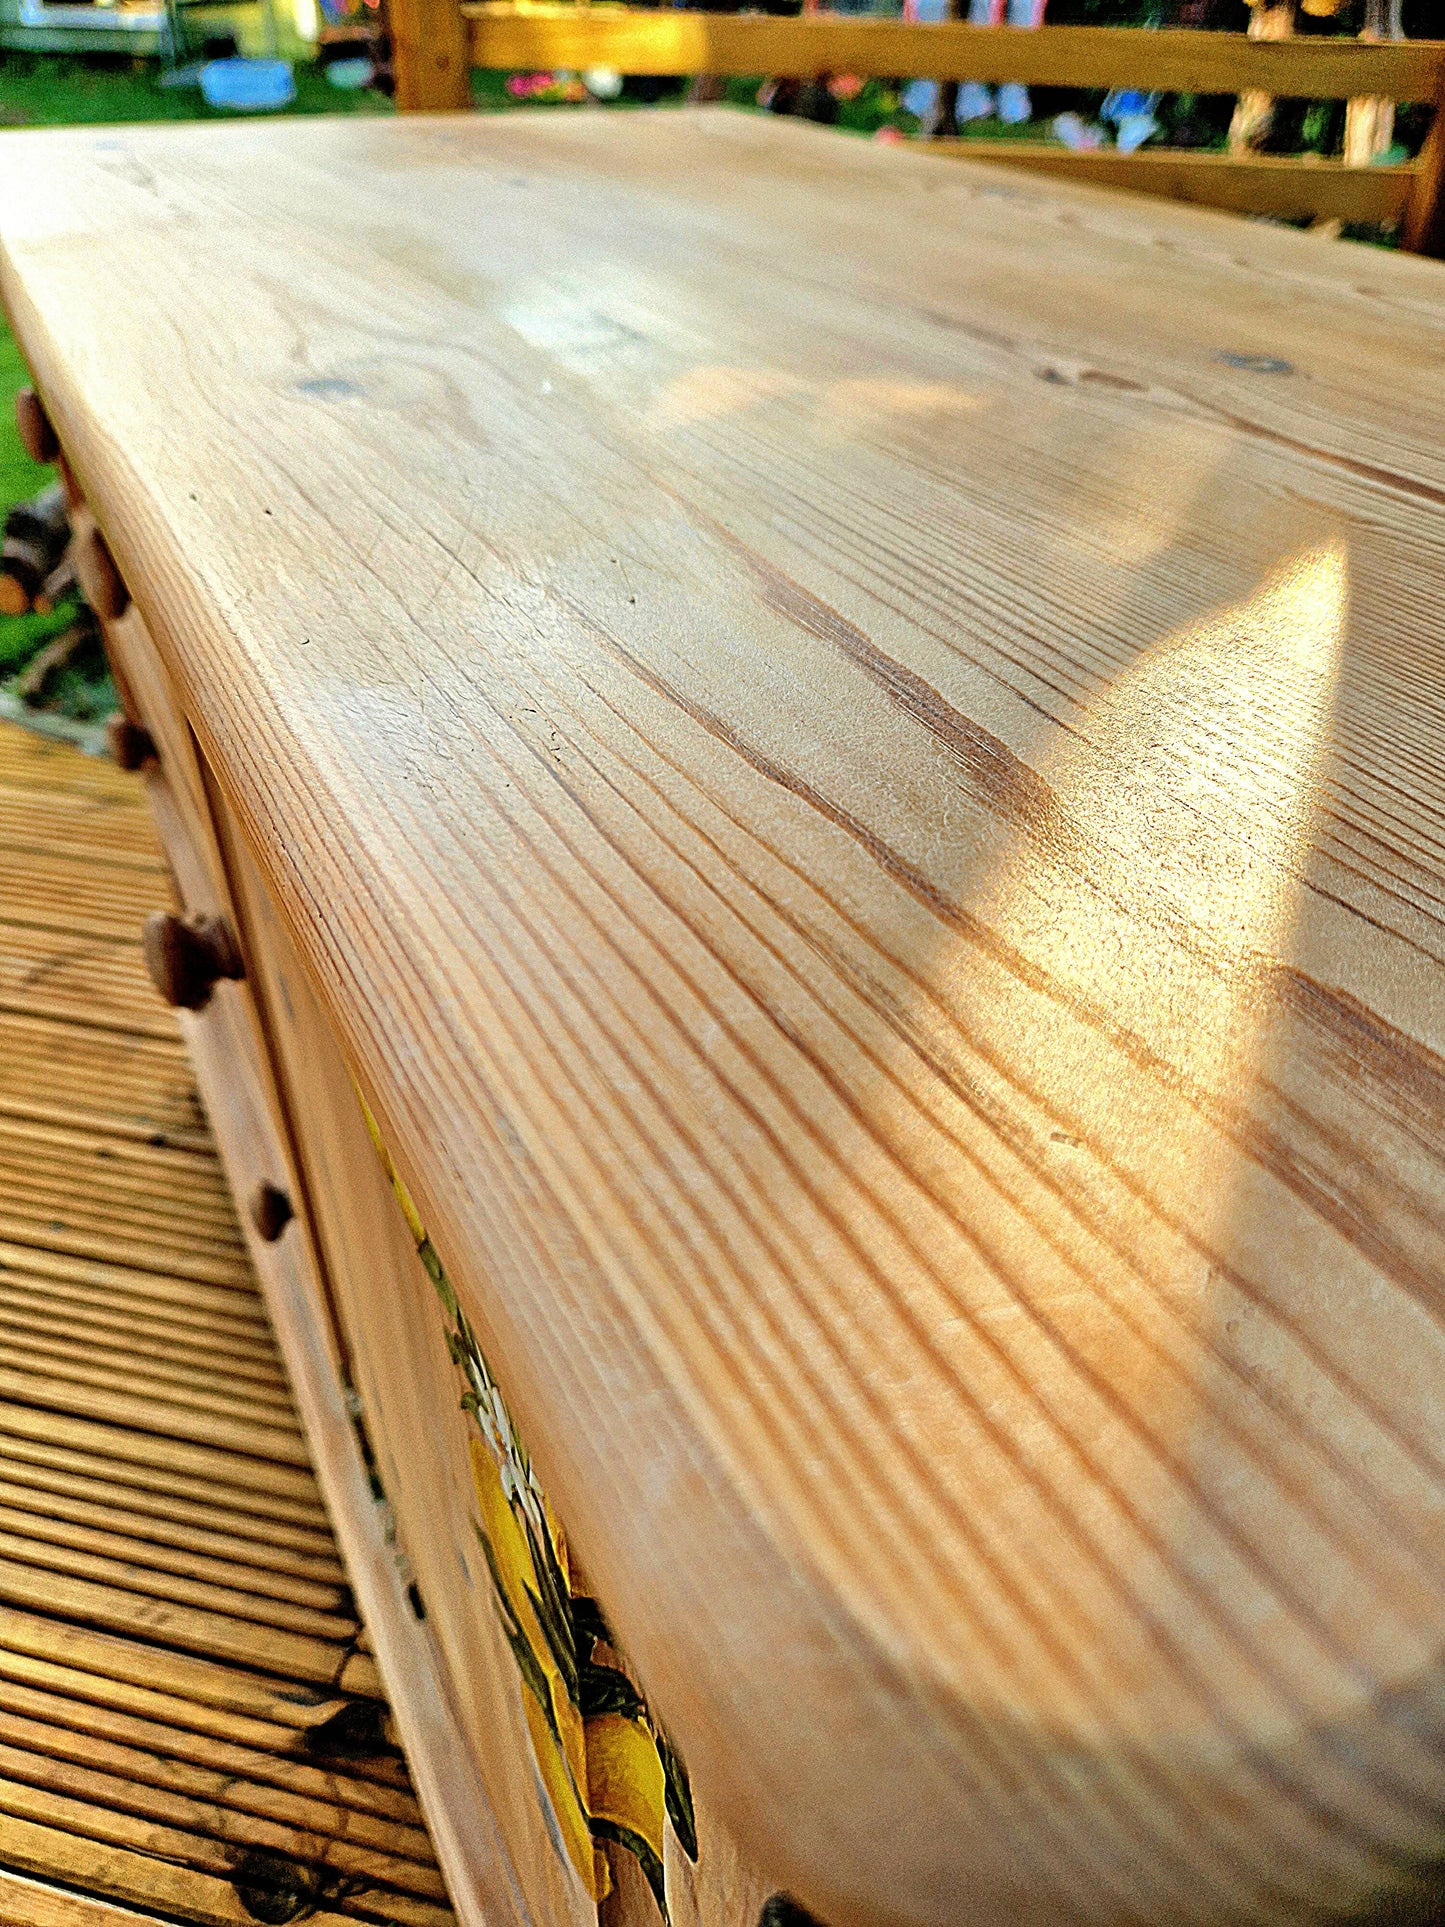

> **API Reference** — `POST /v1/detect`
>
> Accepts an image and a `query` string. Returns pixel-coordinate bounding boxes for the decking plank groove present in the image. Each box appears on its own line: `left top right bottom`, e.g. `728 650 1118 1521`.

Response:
0 722 453 1925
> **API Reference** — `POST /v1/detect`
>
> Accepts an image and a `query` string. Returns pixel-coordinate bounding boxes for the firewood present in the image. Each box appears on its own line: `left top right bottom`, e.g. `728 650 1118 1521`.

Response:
0 484 71 617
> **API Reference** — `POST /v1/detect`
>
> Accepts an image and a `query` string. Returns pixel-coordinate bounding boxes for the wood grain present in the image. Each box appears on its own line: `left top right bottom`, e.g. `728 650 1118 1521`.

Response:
0 1866 173 1927
5 109 1445 1925
461 10 1445 96
0 1809 388 1927
122 675 534 1924
214 796 629 1927
929 141 1417 224
389 0 471 111
0 712 463 1924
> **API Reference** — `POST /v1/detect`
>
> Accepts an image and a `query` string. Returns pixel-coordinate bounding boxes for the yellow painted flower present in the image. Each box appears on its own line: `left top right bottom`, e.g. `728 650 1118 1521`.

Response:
586 1710 667 1864
362 1095 689 1921
522 1689 610 1899
470 1439 609 1898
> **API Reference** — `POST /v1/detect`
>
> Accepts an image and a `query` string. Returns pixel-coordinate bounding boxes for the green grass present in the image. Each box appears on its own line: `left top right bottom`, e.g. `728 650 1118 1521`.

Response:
0 51 393 127
0 318 51 513
0 600 81 667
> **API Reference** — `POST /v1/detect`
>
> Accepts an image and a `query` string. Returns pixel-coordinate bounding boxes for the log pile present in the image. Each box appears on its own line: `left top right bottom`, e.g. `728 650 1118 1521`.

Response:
0 484 72 619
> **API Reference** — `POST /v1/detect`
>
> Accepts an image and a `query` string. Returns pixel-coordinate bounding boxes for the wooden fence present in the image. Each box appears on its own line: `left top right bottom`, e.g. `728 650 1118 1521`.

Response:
386 9 1445 255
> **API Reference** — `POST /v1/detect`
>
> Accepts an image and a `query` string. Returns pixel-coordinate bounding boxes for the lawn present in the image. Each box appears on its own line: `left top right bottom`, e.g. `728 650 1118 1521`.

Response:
0 316 83 681
0 48 392 126
0 318 49 518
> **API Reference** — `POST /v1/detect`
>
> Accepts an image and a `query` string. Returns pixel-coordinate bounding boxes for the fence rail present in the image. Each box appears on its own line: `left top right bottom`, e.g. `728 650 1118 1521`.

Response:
460 13 1445 99
931 143 1419 226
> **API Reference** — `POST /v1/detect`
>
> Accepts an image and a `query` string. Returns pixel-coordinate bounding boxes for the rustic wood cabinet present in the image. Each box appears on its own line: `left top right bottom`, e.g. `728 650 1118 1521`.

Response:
4 107 1445 1927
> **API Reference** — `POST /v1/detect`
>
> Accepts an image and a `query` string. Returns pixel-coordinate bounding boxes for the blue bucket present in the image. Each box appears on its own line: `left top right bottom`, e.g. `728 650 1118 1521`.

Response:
201 58 297 112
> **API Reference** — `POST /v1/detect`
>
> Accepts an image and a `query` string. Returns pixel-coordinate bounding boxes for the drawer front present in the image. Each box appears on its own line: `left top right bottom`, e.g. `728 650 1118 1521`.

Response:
62 436 786 1927
97 598 234 925
205 788 785 1927
59 474 521 1923
208 796 582 1927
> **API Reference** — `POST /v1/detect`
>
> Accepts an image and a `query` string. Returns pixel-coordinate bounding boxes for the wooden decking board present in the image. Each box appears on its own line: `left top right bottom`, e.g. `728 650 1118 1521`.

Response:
0 721 454 1924
0 850 172 943
0 1450 332 1552
0 735 138 804
0 1362 310 1465
0 1322 294 1412
0 1006 212 1148
0 1298 288 1389
0 1482 345 1589
0 1811 445 1927
0 1244 275 1329
0 1708 435 1863
0 1865 176 1927
0 1116 232 1190
0 1133 248 1225
0 1171 248 1255
0 1676 421 1824
0 1304 285 1396
0 1525 354 1640
0 1103 210 1155
0 1406 328 1520
0 1288 280 1374
0 1327 287 1414
0 1743 448 1900
0 1506 349 1614
0 924 175 1041
0 1007 192 1071
0 1224 256 1297
0 1609 352 1732
0 785 169 874
0 1148 247 1236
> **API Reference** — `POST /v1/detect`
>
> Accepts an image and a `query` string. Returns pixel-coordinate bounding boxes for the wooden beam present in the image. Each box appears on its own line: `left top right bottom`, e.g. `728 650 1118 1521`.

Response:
0 1862 209 1927
929 140 1417 225
391 0 472 111
461 10 1445 99
1401 59 1445 253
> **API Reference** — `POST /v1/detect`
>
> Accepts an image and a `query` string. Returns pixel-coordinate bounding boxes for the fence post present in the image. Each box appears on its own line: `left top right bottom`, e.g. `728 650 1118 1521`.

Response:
389 0 472 109
1401 65 1445 255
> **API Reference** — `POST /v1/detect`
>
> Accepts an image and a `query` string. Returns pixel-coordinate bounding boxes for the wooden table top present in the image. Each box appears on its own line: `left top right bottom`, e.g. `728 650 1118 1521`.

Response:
3 108 1445 1925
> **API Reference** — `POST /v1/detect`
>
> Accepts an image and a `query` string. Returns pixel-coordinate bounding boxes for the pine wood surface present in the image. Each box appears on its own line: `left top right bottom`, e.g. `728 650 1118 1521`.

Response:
212 798 606 1927
0 716 455 1923
0 1867 189 1927
4 109 1445 1924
